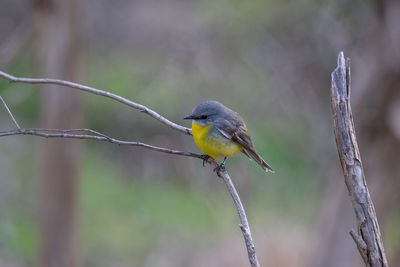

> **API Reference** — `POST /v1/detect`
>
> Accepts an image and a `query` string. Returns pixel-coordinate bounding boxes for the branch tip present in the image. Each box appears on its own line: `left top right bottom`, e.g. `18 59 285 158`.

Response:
337 51 345 68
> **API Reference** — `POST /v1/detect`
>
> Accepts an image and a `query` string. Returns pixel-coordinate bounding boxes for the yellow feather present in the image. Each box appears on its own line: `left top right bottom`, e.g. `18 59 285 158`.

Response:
192 121 243 159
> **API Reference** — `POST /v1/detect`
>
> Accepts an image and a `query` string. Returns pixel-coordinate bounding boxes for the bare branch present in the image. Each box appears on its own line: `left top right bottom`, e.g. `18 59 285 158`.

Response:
331 52 388 267
1 128 260 267
216 169 260 267
350 229 369 264
0 70 192 135
0 95 21 129
0 70 260 267
0 128 202 159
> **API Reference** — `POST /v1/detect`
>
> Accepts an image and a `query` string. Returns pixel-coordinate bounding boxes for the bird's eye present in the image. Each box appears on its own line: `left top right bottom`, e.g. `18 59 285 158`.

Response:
200 115 208 119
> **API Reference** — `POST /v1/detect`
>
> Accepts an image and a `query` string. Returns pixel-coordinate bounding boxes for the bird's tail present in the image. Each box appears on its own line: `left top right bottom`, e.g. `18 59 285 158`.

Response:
243 148 274 173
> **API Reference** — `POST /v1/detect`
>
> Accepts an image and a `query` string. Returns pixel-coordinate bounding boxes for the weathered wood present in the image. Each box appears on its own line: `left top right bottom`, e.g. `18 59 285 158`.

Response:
330 52 388 267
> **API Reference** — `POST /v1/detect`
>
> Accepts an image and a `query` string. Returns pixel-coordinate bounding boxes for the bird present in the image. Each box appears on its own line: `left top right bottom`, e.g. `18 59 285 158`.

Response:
184 100 274 172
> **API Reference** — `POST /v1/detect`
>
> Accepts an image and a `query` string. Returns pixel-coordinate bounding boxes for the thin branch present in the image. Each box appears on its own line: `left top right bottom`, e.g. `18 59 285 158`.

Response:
331 52 388 267
1 127 260 267
216 169 260 267
0 128 202 159
27 128 115 141
0 70 260 267
0 71 192 135
0 95 21 129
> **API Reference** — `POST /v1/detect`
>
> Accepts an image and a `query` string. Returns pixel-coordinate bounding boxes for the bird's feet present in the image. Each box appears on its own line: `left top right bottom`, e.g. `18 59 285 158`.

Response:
213 164 226 175
213 157 227 177
200 154 211 167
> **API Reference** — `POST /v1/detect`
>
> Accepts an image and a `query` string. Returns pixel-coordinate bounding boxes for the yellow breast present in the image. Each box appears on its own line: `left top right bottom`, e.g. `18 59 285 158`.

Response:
191 121 243 159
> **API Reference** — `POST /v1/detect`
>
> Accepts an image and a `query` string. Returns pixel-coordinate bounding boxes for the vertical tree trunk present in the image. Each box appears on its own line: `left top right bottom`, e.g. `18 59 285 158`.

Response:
331 52 388 267
33 0 83 266
309 0 400 265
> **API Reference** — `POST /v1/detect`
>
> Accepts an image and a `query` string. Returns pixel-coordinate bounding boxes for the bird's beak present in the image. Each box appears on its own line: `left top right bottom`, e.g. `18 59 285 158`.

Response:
184 114 195 120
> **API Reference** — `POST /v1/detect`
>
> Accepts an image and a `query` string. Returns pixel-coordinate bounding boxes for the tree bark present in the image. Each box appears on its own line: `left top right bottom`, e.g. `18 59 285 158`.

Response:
330 52 388 267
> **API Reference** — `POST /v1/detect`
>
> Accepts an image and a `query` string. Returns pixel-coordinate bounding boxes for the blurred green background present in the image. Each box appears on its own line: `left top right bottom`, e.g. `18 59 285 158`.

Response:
1 0 399 266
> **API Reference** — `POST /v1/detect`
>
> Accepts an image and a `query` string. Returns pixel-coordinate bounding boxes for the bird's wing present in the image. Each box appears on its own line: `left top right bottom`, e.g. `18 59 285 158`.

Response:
216 120 256 156
215 119 274 172
215 118 253 148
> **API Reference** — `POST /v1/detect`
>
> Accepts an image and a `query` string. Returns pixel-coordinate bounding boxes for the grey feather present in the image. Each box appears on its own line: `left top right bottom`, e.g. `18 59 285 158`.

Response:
188 101 274 172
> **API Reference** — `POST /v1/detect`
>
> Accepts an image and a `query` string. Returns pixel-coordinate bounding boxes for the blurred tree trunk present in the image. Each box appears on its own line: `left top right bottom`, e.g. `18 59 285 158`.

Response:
33 0 83 266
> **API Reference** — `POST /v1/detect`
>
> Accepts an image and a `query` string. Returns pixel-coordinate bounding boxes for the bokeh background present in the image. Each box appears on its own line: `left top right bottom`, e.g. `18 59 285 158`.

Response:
1 0 399 266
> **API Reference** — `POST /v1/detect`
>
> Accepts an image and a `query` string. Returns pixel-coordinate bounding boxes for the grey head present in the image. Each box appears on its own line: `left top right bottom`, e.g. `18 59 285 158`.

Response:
184 100 241 126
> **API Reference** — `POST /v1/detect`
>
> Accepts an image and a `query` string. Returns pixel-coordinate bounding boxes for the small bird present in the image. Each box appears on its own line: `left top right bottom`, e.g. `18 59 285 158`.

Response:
184 101 274 172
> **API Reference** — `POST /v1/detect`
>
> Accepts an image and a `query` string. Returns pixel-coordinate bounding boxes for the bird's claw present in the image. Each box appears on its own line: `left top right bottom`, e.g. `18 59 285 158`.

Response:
213 164 226 176
200 154 211 167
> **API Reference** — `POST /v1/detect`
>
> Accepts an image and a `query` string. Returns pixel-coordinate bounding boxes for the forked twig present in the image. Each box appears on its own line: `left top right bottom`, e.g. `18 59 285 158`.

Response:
0 95 20 129
0 71 260 267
